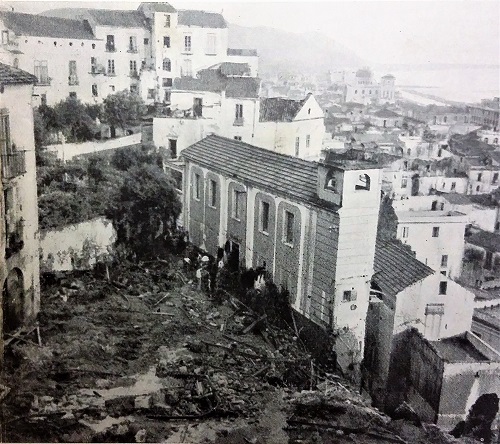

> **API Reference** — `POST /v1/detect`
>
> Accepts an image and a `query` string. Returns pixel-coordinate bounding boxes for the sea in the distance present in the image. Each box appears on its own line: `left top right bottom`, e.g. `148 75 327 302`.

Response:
375 64 499 104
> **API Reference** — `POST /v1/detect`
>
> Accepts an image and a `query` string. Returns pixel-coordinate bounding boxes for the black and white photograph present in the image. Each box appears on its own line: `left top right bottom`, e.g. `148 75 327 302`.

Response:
0 0 499 442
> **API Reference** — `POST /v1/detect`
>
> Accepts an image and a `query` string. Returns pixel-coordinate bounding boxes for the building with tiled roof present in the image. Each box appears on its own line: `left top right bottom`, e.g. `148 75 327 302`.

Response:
366 238 476 411
180 134 384 374
0 3 258 105
0 59 41 364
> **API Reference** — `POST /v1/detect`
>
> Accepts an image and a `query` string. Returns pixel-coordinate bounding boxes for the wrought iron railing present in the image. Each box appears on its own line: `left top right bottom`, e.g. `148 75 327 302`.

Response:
1 151 27 180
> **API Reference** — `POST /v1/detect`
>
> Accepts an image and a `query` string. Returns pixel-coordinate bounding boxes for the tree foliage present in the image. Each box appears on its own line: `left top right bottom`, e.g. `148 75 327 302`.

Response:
53 97 98 142
103 90 146 131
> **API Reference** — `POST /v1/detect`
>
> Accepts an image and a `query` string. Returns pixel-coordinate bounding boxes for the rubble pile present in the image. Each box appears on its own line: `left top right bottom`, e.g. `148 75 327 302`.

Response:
0 257 469 443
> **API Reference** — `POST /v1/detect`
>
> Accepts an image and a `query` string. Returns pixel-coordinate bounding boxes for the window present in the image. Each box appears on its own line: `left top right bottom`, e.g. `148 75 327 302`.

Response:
193 98 203 117
162 77 172 87
164 91 171 103
206 33 216 54
110 85 115 92
439 281 447 295
144 38 149 45
69 92 77 99
401 178 407 188
129 60 137 76
403 160 408 171
476 185 481 192
306 135 310 149
13 58 18 68
129 36 137 52
284 211 294 245
181 59 192 77
343 290 357 302
90 56 97 73
234 136 242 141
184 35 192 52
325 171 337 191
438 149 442 157
295 137 300 156
194 173 201 200
165 14 171 28
34 60 49 84
107 59 115 75
233 190 243 219
162 58 171 71
451 181 456 191
441 255 448 268
402 226 409 238
106 35 115 52
261 201 270 233
493 173 499 184
163 36 170 47
147 89 155 100
485 251 493 270
92 84 98 97
209 180 217 207
68 60 78 85
477 173 482 182
1 30 8 44
235 104 243 125
0 112 12 156
355 173 371 190
432 227 440 237
168 139 177 158
41 94 47 106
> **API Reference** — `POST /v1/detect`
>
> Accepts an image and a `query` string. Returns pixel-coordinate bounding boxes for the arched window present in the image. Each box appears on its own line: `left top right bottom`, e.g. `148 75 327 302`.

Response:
355 174 370 190
325 173 337 192
162 58 171 71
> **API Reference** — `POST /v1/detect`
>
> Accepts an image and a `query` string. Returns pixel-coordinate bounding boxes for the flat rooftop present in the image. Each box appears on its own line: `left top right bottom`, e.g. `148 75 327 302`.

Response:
431 335 490 363
474 305 500 330
396 209 467 220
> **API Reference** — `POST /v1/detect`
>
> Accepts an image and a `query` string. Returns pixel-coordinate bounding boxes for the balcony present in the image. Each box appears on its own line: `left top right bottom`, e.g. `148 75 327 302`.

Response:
129 71 140 80
35 77 51 86
90 65 106 75
233 117 244 127
105 45 116 53
68 75 79 86
127 46 138 53
1 151 27 180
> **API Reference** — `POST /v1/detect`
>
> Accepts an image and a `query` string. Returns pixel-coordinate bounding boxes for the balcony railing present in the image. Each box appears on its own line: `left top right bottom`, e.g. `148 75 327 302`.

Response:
68 75 79 86
35 77 51 86
5 219 24 259
128 46 138 53
1 151 27 180
233 117 244 126
105 45 116 52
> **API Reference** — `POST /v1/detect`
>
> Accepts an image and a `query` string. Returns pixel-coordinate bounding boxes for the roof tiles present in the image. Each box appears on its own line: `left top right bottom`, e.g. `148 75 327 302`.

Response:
372 239 434 297
178 10 226 28
259 97 307 122
181 135 320 204
0 62 38 85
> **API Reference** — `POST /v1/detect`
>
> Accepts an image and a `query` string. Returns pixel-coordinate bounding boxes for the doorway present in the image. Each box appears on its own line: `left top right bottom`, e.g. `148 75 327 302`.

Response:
3 268 25 333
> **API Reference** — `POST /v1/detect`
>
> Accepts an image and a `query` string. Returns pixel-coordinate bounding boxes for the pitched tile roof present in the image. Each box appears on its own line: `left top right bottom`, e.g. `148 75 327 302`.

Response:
173 70 260 99
139 2 176 13
0 62 38 85
181 135 320 203
259 97 307 122
467 230 500 253
42 8 148 29
219 62 251 76
227 48 258 57
373 108 400 118
1 11 95 40
448 133 494 158
372 239 434 297
178 10 226 28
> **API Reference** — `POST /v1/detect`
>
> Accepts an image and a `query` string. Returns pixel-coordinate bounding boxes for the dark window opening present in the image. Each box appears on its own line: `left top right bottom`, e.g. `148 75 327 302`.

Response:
439 281 447 295
355 173 371 190
261 201 270 233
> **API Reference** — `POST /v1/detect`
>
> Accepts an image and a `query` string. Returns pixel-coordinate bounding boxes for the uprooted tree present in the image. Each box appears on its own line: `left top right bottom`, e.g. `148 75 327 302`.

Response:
106 163 182 259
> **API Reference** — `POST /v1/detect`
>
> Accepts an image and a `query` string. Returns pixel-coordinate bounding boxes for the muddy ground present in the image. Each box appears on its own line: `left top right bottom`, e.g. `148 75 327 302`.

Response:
0 257 473 443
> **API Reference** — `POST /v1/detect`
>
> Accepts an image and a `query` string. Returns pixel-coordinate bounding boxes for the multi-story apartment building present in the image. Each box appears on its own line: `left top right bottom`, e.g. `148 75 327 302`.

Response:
181 135 383 373
343 69 396 106
0 63 41 366
467 98 500 132
0 2 258 105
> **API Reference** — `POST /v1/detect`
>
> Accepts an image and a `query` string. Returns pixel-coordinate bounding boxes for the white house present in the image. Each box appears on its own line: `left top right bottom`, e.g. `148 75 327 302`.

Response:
396 209 468 280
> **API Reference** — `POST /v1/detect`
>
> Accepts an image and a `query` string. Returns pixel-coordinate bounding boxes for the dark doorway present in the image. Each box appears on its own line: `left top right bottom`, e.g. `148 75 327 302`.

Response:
411 174 420 196
225 240 240 272
193 98 203 117
3 268 24 333
169 139 177 159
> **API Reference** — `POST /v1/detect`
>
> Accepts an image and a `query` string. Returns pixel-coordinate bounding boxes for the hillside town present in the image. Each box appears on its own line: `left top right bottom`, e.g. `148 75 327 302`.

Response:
0 2 499 443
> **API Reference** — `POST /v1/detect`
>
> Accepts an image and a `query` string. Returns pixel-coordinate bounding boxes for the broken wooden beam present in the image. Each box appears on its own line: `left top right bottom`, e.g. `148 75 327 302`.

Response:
242 314 267 334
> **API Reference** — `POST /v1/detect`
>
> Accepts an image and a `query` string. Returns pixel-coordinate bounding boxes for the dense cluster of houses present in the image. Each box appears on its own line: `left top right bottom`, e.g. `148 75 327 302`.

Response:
0 0 499 436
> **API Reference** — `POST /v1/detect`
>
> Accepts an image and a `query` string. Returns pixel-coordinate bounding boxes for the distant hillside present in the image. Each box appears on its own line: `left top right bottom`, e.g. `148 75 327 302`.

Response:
228 23 365 78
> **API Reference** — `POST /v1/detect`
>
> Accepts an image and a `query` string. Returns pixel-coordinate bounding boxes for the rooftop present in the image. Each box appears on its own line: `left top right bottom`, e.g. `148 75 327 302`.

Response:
431 334 489 363
373 108 401 119
181 135 320 204
0 62 38 85
448 132 494 158
210 62 250 77
2 11 96 39
178 9 226 28
173 70 260 99
474 305 500 330
259 96 308 122
139 2 176 13
227 48 258 57
372 239 434 298
396 209 467 220
467 229 500 253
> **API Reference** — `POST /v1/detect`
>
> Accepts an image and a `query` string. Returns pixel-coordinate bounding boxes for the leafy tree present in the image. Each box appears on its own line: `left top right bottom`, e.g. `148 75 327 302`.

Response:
106 164 181 258
38 190 96 229
377 196 398 241
53 97 97 142
110 145 159 172
102 90 146 136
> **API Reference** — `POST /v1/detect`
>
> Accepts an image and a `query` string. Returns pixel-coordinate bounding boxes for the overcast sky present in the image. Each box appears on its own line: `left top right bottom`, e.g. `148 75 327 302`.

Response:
5 0 500 66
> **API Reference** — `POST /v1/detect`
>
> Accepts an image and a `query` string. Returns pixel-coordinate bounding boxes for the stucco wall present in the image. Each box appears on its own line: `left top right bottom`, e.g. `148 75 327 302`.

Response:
39 217 116 272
